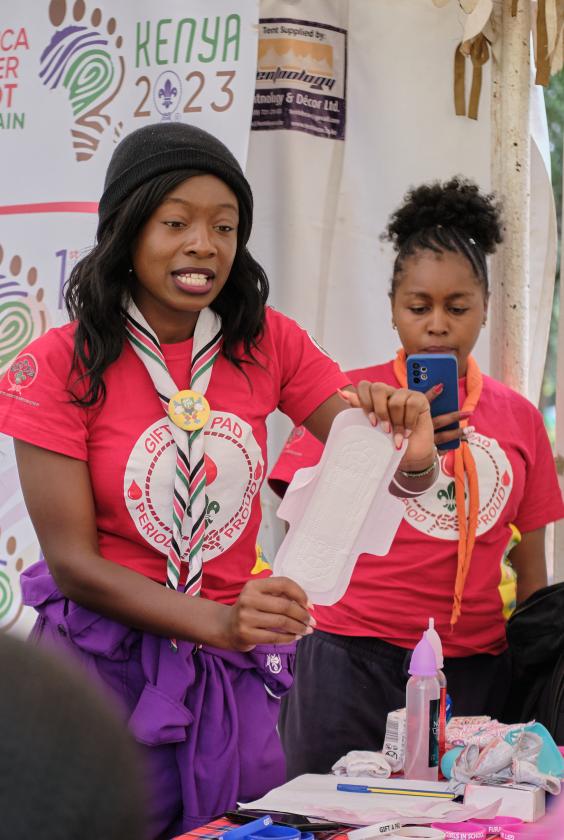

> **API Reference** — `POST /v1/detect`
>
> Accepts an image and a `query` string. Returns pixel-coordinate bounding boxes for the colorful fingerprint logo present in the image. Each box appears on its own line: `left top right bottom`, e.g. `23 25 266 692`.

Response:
0 539 26 632
39 0 125 161
0 562 14 623
0 246 49 375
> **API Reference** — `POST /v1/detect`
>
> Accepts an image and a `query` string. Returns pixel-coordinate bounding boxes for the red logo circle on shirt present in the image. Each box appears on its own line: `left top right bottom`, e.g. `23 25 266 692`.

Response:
7 354 38 393
123 411 264 562
403 431 513 538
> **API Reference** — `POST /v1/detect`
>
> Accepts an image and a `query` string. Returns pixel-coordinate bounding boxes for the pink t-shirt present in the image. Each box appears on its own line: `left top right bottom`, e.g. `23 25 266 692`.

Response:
269 360 564 657
0 307 348 605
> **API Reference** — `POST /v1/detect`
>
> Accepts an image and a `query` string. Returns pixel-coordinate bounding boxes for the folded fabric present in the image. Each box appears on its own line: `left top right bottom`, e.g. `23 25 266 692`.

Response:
446 718 527 748
473 737 514 776
506 722 564 778
512 759 561 794
332 750 392 778
445 730 562 795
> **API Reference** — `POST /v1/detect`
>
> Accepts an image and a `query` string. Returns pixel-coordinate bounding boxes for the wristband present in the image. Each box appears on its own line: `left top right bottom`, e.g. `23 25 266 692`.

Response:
500 826 531 840
388 829 446 840
390 476 432 497
430 823 486 840
348 821 402 839
472 817 523 836
398 453 438 478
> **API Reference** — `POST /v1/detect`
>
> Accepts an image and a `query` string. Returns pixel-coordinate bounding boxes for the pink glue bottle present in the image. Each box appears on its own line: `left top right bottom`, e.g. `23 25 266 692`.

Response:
424 618 448 776
404 634 440 781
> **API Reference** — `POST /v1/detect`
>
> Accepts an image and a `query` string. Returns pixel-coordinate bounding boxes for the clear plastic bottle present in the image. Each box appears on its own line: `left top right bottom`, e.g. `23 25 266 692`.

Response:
424 617 448 772
404 635 440 781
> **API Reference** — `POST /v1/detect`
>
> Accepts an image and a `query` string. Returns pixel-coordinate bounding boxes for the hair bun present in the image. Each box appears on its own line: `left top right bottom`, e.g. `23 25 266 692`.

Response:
384 176 503 254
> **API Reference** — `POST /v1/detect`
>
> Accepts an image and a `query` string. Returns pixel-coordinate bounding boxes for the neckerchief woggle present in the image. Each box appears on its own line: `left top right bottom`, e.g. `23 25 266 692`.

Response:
125 301 222 612
393 349 483 627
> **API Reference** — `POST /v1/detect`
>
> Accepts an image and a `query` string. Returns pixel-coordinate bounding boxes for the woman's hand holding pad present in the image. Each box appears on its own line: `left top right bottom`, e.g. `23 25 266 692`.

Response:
339 382 436 472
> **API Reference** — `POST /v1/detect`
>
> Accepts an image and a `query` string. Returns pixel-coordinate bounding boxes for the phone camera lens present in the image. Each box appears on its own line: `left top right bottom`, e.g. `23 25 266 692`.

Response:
413 376 421 384
413 362 420 369
421 374 428 381
420 366 427 373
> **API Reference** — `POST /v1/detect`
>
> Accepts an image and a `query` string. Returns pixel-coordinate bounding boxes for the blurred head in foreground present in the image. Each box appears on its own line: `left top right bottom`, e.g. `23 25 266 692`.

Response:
0 631 145 840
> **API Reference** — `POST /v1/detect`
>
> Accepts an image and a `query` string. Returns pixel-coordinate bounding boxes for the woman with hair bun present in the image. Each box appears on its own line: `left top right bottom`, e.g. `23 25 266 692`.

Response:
271 177 564 779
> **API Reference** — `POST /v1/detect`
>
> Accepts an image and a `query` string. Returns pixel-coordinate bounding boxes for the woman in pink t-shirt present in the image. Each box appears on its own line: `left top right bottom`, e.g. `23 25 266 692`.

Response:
271 177 564 778
0 123 437 837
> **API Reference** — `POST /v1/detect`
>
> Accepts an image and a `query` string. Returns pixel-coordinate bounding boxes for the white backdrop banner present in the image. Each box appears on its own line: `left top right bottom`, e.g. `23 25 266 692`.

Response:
0 0 259 635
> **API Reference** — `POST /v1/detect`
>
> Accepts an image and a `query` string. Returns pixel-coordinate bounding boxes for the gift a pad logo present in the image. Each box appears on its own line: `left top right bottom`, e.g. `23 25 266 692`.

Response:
8 353 38 393
124 411 264 562
402 432 513 539
39 0 125 161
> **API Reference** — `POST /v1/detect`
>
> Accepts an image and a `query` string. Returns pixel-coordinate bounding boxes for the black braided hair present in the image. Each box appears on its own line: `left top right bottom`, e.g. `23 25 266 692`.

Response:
383 176 503 297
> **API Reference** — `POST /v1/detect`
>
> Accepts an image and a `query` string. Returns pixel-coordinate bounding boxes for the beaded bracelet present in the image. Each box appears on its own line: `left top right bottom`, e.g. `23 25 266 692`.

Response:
398 450 439 479
391 457 440 497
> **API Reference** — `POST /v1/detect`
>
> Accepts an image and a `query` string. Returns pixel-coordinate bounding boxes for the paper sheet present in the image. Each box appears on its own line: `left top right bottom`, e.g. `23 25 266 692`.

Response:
241 774 502 825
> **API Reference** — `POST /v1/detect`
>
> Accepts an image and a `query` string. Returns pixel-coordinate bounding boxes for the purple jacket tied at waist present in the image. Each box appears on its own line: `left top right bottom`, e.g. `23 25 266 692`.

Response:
21 560 295 832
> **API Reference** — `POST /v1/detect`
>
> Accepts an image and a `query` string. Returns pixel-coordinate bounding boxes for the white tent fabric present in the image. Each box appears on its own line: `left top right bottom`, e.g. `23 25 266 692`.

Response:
246 0 557 561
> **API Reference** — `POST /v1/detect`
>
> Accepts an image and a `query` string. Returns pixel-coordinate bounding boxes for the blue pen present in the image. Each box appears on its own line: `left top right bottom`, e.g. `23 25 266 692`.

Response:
218 815 274 840
337 783 455 798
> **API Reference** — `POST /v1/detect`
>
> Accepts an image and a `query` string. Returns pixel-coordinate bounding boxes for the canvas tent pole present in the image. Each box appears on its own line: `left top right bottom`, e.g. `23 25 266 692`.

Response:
489 0 531 397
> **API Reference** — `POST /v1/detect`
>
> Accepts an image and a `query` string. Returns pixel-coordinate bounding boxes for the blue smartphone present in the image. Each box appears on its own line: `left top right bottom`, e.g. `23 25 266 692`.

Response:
406 353 460 451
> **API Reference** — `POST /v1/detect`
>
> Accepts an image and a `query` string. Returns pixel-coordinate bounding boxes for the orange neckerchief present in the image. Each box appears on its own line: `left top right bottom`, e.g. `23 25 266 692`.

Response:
393 349 483 626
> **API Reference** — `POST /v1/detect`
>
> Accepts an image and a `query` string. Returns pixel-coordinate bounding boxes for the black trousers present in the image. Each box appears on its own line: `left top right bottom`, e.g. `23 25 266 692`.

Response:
279 629 511 780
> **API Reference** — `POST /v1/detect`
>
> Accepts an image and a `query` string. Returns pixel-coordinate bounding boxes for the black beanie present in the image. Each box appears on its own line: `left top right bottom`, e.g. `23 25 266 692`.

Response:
97 122 253 243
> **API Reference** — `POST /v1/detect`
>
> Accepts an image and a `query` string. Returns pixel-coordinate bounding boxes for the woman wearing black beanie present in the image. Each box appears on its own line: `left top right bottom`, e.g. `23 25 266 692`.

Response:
0 122 436 837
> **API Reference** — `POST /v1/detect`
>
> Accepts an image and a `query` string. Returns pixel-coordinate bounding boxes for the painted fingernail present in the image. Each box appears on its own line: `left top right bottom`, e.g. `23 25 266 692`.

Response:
294 635 303 642
308 616 317 627
394 432 403 450
433 383 444 395
337 388 352 402
462 426 475 436
307 600 315 611
383 421 391 434
404 429 412 438
369 411 378 427
305 626 314 635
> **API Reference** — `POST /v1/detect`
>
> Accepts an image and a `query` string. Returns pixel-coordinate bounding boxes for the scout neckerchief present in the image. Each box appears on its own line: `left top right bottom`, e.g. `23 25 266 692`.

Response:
393 349 483 626
126 301 222 600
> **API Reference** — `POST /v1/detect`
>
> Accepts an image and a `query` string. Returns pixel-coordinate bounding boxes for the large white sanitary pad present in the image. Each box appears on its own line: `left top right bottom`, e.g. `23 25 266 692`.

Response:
273 409 407 605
